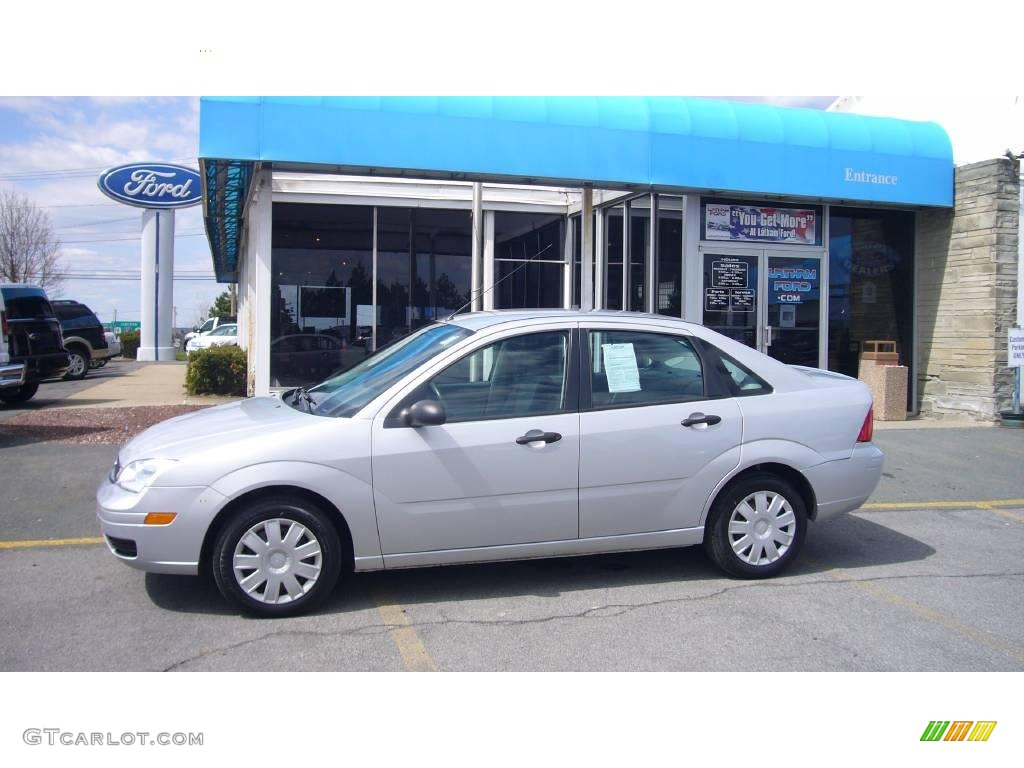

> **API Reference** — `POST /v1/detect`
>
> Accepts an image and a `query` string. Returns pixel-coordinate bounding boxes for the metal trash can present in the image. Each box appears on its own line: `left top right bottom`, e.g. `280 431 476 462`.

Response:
858 340 907 421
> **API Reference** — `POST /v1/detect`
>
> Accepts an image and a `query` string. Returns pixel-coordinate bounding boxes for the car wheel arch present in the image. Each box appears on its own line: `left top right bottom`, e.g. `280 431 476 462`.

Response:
702 462 818 529
198 485 354 579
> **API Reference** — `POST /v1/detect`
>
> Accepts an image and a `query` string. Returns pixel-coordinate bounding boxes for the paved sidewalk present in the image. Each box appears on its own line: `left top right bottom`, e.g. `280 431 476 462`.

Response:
55 362 241 409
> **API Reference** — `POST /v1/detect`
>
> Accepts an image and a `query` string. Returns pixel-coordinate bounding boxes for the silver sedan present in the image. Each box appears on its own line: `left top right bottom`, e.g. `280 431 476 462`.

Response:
97 310 883 617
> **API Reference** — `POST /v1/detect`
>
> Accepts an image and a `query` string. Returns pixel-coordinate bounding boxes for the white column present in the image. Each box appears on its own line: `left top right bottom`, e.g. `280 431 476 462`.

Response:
471 182 484 311
482 210 496 310
562 217 573 309
137 208 175 361
581 187 594 311
250 169 273 396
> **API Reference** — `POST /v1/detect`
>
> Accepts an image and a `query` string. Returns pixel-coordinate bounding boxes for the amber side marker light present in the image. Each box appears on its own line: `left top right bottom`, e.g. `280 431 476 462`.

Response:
144 513 177 525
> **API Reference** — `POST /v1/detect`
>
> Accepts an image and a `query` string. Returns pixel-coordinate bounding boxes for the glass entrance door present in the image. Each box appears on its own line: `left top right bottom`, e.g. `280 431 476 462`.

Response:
701 249 823 367
764 254 821 367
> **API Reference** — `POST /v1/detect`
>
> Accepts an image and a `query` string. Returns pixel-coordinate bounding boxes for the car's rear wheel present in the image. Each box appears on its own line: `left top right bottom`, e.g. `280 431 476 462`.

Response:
212 495 343 618
64 346 89 380
705 472 807 579
0 382 39 404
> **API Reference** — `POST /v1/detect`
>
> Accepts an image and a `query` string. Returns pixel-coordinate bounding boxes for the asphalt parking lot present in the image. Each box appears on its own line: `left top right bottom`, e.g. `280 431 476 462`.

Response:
0 380 1021 671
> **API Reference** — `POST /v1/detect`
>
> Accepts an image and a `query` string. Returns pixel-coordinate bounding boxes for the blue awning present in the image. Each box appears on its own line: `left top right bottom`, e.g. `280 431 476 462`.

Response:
199 96 953 279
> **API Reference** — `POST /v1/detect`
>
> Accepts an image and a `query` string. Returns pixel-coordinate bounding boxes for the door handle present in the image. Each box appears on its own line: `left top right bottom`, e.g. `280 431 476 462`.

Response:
765 325 773 347
516 429 562 445
681 413 722 428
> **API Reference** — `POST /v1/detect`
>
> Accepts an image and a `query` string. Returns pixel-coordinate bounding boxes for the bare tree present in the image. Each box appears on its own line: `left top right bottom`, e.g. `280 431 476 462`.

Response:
0 189 65 292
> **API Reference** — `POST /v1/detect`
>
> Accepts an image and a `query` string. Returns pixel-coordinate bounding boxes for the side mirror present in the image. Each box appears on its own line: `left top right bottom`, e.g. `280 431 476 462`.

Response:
404 399 446 428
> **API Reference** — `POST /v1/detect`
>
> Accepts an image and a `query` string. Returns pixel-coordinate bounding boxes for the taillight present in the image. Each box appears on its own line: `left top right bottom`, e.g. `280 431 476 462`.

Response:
857 405 874 443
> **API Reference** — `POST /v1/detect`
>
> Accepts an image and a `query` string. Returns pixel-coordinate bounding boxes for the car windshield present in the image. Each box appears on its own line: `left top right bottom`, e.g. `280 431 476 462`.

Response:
307 323 472 418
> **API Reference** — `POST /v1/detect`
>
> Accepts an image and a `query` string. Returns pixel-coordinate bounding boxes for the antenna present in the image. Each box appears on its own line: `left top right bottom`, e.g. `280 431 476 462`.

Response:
446 242 555 320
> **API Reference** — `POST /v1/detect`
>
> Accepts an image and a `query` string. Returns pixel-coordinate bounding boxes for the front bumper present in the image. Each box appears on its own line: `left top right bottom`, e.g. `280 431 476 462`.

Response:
96 478 227 575
0 361 25 389
805 443 885 521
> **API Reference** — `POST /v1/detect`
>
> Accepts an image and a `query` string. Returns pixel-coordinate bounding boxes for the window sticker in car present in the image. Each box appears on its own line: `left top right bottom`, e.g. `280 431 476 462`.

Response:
601 343 641 393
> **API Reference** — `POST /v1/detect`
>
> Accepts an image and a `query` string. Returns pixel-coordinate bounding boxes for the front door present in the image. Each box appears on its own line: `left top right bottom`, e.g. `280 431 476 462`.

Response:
371 327 580 557
701 249 823 367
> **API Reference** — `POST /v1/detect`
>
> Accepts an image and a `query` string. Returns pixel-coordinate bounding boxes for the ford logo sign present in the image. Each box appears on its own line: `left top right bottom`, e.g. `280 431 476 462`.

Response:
97 163 203 209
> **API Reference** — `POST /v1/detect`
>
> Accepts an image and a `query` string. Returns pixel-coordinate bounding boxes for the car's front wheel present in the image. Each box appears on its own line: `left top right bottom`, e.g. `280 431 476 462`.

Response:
704 472 807 579
212 495 343 618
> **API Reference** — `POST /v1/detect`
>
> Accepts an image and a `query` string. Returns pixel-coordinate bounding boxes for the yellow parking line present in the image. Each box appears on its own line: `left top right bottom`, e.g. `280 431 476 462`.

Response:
827 567 1024 663
373 592 438 672
864 499 1024 512
0 536 104 550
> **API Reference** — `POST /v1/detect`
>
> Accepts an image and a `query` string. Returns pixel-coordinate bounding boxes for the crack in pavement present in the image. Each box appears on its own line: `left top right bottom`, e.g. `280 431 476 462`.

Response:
161 569 1024 671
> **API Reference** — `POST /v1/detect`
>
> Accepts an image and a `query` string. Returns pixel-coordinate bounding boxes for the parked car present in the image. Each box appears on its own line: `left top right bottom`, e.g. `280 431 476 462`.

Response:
101 331 122 364
186 323 238 354
0 289 26 391
97 310 883 617
51 299 112 380
183 315 236 352
270 333 346 387
0 284 69 404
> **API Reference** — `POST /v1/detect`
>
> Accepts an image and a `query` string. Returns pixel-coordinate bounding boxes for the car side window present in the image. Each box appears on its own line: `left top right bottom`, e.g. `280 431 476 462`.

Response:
691 338 773 397
587 330 704 409
407 330 570 424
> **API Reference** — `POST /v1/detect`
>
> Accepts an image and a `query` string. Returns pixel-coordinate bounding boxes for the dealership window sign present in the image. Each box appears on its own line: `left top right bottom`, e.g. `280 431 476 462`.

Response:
703 200 822 246
96 162 202 362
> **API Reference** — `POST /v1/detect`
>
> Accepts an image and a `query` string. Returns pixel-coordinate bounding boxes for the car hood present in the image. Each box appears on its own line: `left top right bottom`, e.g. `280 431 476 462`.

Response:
119 396 310 465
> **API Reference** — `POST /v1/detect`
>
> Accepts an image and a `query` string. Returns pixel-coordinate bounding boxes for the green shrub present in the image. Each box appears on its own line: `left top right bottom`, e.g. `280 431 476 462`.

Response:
185 345 247 396
120 330 140 360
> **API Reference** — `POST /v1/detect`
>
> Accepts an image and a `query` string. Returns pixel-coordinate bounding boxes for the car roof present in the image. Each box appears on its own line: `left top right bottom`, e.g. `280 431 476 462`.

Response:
442 309 700 332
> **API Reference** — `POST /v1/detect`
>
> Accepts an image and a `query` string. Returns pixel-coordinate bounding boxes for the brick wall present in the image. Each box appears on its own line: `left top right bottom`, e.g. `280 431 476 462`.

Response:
916 157 1020 420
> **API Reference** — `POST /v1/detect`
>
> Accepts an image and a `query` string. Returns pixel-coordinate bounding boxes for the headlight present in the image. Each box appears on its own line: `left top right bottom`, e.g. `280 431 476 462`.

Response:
115 458 177 493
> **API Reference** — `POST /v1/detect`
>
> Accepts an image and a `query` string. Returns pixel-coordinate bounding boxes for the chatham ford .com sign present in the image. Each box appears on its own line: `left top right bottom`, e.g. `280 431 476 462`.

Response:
97 163 202 208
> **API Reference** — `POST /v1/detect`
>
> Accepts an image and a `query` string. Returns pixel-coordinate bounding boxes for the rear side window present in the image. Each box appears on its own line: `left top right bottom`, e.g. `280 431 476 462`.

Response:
693 338 773 397
1 288 54 320
587 330 705 409
55 303 101 330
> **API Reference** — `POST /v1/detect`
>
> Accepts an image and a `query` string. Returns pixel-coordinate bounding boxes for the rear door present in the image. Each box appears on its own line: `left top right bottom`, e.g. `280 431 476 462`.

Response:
578 325 743 538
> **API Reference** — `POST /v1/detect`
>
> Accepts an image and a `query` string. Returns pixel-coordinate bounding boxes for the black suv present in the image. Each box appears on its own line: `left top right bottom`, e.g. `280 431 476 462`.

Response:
52 299 111 380
0 284 70 403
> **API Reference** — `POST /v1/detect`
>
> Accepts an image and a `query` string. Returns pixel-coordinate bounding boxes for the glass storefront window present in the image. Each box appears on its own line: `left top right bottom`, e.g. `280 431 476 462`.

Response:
493 211 565 308
271 204 373 388
628 196 649 310
604 206 624 310
828 207 915 386
271 203 471 389
656 196 683 316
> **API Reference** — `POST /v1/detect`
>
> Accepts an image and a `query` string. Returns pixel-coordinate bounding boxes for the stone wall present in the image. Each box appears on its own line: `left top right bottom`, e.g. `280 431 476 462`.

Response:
916 157 1020 420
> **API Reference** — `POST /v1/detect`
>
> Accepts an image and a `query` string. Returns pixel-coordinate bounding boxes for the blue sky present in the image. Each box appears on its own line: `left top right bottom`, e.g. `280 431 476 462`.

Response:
0 97 219 327
0 96 836 328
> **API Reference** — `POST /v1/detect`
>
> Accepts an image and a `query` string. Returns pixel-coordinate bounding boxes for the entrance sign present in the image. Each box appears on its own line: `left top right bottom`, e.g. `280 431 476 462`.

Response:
1010 328 1024 368
97 163 202 209
711 259 749 288
704 202 821 245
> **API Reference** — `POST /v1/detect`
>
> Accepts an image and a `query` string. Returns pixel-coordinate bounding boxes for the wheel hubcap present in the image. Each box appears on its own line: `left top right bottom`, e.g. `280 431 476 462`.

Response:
728 491 796 566
232 518 323 604
69 354 85 375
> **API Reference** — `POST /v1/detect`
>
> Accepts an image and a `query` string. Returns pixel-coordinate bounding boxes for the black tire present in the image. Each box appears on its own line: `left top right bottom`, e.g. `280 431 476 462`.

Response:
0 381 40 404
63 346 90 380
704 471 808 579
212 495 343 618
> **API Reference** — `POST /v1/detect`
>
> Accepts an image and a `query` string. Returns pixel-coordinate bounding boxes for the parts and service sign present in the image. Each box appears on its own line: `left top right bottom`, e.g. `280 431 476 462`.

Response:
704 202 820 245
97 163 203 209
